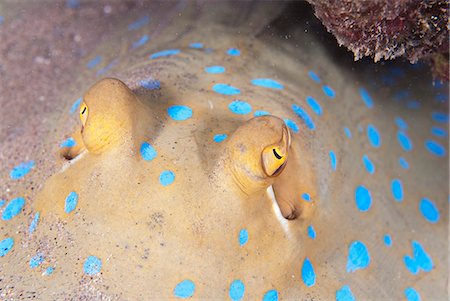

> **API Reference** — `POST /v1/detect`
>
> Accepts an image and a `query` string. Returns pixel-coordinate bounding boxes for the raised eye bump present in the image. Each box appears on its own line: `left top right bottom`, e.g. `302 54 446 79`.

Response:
218 116 292 195
79 78 139 154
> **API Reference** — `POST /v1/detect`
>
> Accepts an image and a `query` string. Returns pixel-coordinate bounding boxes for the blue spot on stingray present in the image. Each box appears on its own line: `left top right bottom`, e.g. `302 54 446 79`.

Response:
284 119 299 133
96 59 118 76
254 110 270 117
128 15 149 30
239 228 248 246
362 155 375 174
403 241 433 274
390 67 405 77
29 212 40 234
87 55 101 69
205 66 225 74
302 193 311 202
329 151 337 171
344 127 352 138
346 240 370 272
30 254 44 268
359 88 374 108
367 124 381 148
83 256 102 275
381 75 396 86
64 192 78 214
140 142 157 161
395 117 408 130
384 234 392 247
132 34 149 48
431 127 447 137
394 90 410 101
160 171 175 186
229 280 245 301
2 197 25 221
292 104 315 130
66 0 79 9
227 48 240 56
251 78 284 89
10 160 35 179
44 266 55 275
414 243 434 271
435 92 448 103
213 134 227 143
70 97 82 114
432 112 449 123
301 257 316 287
0 200 4 207
262 290 278 301
404 256 418 274
150 49 180 59
397 131 413 151
213 83 240 95
60 137 76 148
307 225 316 240
391 179 403 202
140 79 161 90
168 105 193 120
306 96 322 116
425 140 446 157
399 157 409 169
322 85 335 98
419 198 439 223
355 185 371 212
0 237 14 257
336 285 355 301
189 42 203 49
229 100 252 115
432 79 444 88
174 280 195 298
405 287 421 301
407 100 421 109
308 70 321 83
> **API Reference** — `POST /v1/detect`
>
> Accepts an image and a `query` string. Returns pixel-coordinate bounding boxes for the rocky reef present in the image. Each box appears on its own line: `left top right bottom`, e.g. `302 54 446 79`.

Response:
307 0 449 80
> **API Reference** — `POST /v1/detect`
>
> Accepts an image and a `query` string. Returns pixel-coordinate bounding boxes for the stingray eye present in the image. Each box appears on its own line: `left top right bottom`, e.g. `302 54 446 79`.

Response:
273 147 283 160
262 126 290 177
262 146 287 177
79 102 89 126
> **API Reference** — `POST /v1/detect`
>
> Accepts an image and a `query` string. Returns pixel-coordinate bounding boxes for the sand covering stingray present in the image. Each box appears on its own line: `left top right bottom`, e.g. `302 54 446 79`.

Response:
0 1 448 300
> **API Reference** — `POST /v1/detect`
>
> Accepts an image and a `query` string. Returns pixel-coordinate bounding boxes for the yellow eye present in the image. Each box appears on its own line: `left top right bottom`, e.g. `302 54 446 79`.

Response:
273 147 284 160
261 126 290 177
262 146 287 177
79 102 88 126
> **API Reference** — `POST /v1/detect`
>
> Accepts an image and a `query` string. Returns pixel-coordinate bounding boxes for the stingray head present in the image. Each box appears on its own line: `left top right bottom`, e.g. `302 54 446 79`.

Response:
80 78 137 154
222 115 291 195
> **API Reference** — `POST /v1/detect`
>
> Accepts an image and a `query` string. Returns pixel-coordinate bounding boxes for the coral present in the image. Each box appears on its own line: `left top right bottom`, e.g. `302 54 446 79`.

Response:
307 0 449 79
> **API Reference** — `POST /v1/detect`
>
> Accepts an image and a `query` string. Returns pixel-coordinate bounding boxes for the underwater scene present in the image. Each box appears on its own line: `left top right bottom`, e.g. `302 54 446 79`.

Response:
0 1 449 300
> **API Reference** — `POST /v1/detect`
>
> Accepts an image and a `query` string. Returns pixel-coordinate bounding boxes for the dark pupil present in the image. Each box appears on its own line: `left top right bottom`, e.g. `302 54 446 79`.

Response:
273 148 282 160
81 107 87 114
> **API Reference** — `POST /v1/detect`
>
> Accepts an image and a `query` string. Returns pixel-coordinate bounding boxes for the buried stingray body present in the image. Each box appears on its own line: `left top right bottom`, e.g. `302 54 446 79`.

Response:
33 78 318 299
26 76 446 300
1 3 448 300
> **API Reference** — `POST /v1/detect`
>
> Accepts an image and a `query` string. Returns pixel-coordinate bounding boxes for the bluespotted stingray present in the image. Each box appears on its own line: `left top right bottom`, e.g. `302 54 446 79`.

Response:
0 1 448 301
